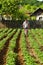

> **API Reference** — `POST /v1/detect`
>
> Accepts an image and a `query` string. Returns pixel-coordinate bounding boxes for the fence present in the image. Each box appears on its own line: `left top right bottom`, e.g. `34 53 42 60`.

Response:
0 19 43 28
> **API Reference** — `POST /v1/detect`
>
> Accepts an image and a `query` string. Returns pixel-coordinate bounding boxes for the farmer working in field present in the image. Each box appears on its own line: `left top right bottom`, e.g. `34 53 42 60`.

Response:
23 19 30 37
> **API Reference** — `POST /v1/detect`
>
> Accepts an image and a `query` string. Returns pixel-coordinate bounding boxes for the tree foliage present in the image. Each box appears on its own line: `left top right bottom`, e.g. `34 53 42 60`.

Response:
0 0 43 20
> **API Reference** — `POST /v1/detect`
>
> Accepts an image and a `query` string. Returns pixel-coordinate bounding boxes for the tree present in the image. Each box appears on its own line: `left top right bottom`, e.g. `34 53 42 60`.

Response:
0 0 22 19
0 0 43 20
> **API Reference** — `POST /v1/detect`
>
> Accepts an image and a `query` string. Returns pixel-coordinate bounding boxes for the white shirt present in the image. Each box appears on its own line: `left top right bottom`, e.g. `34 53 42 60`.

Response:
23 21 29 28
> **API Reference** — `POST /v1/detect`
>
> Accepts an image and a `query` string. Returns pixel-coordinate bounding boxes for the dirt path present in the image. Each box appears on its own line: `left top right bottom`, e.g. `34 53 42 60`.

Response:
0 22 6 28
14 30 25 65
25 37 43 65
0 30 17 65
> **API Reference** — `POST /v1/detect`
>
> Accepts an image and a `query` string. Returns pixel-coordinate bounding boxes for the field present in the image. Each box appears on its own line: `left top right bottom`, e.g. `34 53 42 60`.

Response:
0 28 43 65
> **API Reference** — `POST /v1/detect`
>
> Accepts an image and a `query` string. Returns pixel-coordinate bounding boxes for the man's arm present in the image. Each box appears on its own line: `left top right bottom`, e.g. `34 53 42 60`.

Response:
28 23 30 29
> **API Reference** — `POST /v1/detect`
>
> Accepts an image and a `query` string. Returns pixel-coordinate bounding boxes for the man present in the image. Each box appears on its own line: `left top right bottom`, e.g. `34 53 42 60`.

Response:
23 19 30 37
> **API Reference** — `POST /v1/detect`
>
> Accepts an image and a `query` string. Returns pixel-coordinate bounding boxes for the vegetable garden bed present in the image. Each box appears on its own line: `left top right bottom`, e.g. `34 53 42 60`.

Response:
0 28 43 65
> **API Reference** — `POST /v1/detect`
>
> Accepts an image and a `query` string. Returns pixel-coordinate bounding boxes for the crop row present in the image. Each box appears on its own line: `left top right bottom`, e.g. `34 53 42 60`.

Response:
30 29 43 45
0 29 16 51
28 29 43 63
6 29 21 65
0 28 13 40
20 30 39 65
0 29 43 65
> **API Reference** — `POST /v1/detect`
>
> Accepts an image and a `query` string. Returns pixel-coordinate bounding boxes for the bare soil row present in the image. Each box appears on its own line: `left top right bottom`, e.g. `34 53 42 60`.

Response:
14 30 25 65
25 36 43 65
0 30 17 65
